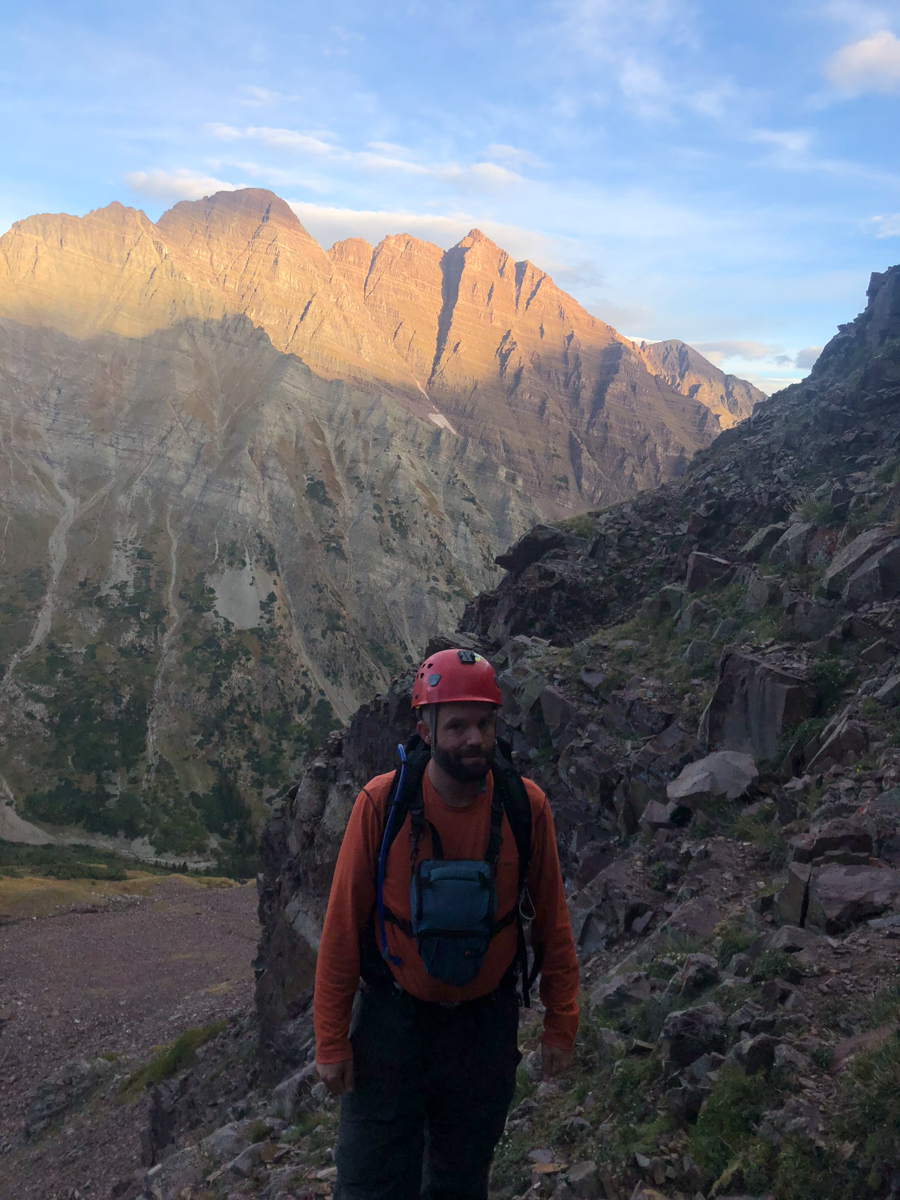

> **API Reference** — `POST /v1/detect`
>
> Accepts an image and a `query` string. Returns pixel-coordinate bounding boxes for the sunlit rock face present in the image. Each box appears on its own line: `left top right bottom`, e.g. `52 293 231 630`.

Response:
0 188 759 853
639 340 763 430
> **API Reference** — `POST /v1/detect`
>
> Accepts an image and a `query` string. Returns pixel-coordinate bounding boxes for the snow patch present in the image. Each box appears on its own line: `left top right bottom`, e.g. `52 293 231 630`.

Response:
428 412 457 435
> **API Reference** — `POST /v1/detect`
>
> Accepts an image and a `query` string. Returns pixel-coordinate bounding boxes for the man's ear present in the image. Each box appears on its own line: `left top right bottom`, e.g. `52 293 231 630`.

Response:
416 718 432 746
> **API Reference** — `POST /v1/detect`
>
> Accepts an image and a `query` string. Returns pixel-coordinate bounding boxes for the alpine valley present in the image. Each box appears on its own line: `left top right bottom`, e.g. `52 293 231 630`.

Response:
0 188 762 862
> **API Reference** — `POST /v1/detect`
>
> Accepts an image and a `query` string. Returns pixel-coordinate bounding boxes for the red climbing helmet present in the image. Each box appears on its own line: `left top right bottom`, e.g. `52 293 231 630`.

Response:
411 648 502 709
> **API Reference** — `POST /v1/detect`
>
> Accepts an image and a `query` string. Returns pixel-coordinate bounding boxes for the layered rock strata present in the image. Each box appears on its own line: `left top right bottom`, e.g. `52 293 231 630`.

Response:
0 187 761 853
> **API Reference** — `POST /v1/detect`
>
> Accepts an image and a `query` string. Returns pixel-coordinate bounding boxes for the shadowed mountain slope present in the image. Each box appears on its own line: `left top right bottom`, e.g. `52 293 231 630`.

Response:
0 188 761 859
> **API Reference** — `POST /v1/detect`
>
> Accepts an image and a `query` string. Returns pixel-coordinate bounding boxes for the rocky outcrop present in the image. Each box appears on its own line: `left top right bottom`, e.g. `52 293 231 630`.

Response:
639 339 764 429
699 651 818 763
256 264 900 1069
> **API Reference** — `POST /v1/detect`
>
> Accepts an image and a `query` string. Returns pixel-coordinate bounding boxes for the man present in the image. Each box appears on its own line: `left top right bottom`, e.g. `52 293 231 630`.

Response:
314 648 579 1200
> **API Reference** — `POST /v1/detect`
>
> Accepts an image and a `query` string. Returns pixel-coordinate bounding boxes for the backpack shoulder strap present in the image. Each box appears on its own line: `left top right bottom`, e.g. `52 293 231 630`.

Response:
382 733 431 852
373 734 431 967
491 737 532 891
490 738 539 1007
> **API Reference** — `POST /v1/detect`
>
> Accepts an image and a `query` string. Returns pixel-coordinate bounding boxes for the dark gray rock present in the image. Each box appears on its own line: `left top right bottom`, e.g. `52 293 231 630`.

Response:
790 818 873 864
661 1003 726 1071
685 552 733 592
728 1033 778 1076
683 639 712 666
666 751 758 808
740 523 787 560
845 539 900 608
775 862 812 927
589 972 654 1014
712 616 741 644
743 574 781 612
770 522 815 567
823 526 896 598
495 524 566 573
668 953 720 1000
699 650 817 762
806 864 900 933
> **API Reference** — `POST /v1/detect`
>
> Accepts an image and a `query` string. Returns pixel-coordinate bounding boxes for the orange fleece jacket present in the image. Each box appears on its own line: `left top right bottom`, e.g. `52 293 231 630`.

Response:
313 768 579 1063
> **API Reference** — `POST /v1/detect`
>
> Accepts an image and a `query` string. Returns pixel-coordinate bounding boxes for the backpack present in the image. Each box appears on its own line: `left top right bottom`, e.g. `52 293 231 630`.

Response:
362 734 541 1006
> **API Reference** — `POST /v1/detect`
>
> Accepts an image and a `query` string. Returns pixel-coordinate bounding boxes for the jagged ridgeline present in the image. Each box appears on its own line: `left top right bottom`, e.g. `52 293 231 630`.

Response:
0 188 761 860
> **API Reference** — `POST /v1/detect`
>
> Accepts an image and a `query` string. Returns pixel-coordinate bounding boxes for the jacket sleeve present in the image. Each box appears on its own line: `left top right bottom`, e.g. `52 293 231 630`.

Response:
526 784 580 1050
313 785 383 1063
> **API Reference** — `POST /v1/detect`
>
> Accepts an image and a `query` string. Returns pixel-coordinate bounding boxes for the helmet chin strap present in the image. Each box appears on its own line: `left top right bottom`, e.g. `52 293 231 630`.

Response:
428 703 439 749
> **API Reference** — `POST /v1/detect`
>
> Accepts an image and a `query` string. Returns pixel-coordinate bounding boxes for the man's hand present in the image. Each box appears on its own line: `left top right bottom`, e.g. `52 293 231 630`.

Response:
541 1043 573 1080
316 1058 355 1096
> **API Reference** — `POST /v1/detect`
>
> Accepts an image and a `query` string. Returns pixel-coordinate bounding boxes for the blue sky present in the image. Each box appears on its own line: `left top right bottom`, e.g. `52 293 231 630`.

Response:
2 1 899 391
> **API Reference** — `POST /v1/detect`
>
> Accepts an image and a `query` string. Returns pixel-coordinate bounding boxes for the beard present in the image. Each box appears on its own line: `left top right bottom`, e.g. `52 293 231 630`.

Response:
431 741 491 783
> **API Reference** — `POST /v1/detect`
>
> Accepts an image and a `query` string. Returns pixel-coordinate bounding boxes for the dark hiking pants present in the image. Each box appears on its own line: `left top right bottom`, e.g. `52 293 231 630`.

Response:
335 980 521 1200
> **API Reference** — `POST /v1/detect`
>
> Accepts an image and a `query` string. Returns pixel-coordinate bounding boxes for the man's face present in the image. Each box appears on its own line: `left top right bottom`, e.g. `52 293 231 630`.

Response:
418 701 497 783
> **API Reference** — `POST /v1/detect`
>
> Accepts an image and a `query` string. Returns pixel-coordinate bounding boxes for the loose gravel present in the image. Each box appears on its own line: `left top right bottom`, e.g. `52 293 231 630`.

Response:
0 875 259 1199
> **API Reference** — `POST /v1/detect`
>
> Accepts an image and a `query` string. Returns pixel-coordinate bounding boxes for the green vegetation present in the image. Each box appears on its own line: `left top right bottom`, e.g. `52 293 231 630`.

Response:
0 842 155 879
305 478 335 508
811 655 856 710
119 1020 227 1097
688 1067 769 1184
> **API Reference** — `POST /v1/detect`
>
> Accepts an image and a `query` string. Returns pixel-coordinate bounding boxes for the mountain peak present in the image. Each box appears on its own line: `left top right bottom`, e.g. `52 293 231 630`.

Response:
457 227 501 252
158 188 310 238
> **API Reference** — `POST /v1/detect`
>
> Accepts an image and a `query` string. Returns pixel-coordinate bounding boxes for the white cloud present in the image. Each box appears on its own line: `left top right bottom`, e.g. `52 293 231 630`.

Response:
749 128 813 155
868 212 900 236
239 86 283 108
746 127 899 185
366 141 417 159
482 143 545 170
285 200 561 264
208 124 336 155
822 2 899 40
123 169 242 201
741 373 801 396
826 30 900 93
795 346 823 369
205 125 523 192
690 339 785 362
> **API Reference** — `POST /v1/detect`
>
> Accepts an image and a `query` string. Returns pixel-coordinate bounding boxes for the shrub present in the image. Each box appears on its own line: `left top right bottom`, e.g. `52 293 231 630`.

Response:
687 1066 768 1180
837 1028 900 1191
120 1020 227 1097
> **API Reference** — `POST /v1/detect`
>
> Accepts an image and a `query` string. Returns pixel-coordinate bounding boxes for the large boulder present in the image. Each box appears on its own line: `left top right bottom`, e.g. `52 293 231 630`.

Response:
789 818 873 865
685 551 733 592
770 522 815 567
775 862 812 926
589 972 656 1014
822 526 897 599
660 1003 726 1071
740 523 787 560
805 708 868 773
743 573 781 612
615 722 701 833
806 864 900 932
666 751 758 809
699 651 817 762
495 524 566 573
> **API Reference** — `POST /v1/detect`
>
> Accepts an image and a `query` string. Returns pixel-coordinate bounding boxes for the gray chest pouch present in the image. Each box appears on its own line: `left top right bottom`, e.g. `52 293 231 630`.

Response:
410 859 496 986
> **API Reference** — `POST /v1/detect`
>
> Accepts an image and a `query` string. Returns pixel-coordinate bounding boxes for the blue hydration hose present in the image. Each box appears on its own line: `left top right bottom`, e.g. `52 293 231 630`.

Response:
377 742 406 965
